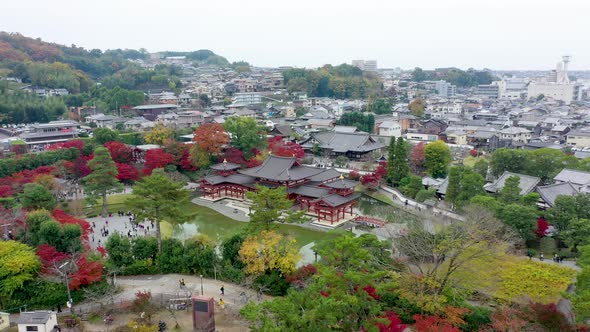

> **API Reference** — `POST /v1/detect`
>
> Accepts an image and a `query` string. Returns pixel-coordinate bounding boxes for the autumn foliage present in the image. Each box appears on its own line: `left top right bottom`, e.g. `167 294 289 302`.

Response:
52 209 92 241
68 256 103 290
268 136 304 159
116 163 140 182
105 141 135 164
144 148 174 175
48 140 85 151
535 217 550 238
193 123 229 155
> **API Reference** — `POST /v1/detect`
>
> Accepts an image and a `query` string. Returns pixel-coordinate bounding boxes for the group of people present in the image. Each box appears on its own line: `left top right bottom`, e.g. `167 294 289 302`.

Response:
528 251 566 263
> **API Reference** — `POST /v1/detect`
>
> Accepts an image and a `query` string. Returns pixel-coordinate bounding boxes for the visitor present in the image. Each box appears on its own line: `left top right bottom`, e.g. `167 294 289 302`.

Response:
219 298 225 309
539 252 544 261
220 285 225 296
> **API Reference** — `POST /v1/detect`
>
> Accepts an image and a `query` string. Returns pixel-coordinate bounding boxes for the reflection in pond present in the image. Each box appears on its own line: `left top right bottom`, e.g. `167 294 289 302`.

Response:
356 194 420 224
164 204 339 248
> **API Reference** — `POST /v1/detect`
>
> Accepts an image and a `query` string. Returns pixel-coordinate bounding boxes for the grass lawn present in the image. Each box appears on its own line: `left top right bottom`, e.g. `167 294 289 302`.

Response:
86 194 339 248
451 252 576 304
462 155 485 167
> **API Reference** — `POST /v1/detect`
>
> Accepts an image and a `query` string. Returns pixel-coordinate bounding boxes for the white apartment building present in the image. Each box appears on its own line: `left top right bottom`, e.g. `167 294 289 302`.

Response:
232 92 262 105
378 121 402 137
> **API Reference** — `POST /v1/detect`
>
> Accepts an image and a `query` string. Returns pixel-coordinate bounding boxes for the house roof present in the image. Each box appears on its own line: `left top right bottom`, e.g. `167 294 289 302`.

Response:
333 126 358 133
499 127 531 134
272 124 292 137
310 131 385 153
554 169 590 186
536 182 579 207
483 171 541 195
18 311 53 325
133 104 180 110
308 168 341 183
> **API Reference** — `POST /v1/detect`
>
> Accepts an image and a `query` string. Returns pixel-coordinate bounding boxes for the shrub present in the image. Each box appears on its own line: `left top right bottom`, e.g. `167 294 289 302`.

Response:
253 269 290 296
415 188 436 202
123 260 159 275
539 237 557 255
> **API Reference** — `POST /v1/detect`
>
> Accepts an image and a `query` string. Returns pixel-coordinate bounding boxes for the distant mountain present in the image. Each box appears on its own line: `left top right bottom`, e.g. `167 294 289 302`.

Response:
0 32 229 92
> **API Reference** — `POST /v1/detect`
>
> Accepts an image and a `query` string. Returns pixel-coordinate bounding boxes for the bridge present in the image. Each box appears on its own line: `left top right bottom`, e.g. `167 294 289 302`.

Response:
353 216 386 228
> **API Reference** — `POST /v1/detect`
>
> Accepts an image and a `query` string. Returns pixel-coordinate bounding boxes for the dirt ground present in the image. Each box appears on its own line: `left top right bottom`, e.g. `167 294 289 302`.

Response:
81 303 250 331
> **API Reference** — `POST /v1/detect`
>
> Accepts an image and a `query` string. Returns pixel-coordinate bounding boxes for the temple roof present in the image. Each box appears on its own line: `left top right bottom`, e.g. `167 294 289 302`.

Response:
290 185 330 198
308 131 386 153
210 161 241 171
313 192 361 207
203 174 255 186
308 168 341 183
239 155 324 181
322 178 359 189
536 182 579 207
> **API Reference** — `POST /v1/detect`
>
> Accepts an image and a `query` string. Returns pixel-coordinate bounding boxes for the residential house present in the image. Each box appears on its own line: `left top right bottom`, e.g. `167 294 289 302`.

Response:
445 129 468 145
377 121 402 138
498 127 532 143
18 311 58 332
567 130 590 148
133 104 180 121
124 117 154 131
0 312 9 331
420 119 448 136
483 171 541 195
177 111 204 128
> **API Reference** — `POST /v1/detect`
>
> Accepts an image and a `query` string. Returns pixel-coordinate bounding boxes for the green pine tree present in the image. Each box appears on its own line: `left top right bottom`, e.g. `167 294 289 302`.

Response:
83 146 123 217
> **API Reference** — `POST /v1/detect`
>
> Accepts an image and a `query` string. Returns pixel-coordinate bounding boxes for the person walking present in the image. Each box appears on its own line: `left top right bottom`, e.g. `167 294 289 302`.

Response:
540 252 544 261
220 285 225 296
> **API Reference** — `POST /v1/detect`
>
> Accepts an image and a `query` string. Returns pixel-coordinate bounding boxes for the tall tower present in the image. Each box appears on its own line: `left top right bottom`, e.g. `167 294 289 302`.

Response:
559 55 571 83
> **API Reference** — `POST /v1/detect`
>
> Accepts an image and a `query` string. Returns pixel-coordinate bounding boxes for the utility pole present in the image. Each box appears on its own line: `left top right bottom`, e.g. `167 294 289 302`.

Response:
58 261 74 313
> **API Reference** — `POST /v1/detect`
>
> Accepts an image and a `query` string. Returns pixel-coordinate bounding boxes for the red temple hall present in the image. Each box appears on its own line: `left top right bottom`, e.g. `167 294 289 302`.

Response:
200 155 359 224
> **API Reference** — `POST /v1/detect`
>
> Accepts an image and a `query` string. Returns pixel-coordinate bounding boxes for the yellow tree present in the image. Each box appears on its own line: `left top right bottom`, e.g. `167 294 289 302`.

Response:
239 230 300 275
143 123 174 146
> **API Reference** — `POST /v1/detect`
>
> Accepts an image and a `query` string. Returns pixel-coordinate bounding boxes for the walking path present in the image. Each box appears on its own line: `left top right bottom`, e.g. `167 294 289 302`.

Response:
86 214 156 250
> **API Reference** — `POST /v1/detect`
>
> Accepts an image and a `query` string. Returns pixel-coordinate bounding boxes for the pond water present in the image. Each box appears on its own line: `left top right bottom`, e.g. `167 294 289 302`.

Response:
355 194 420 223
162 204 342 248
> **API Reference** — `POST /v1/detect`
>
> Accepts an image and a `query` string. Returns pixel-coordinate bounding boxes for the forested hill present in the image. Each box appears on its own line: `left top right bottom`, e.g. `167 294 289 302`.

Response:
0 32 229 92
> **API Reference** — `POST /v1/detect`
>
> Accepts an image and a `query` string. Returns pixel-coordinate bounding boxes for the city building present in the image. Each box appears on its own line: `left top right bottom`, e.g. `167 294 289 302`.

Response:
435 80 456 97
351 60 378 72
200 156 360 225
19 121 78 146
475 84 500 98
526 56 581 104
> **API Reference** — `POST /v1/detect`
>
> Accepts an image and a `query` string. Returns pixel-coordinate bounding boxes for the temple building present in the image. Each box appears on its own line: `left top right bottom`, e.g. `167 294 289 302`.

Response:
200 155 360 225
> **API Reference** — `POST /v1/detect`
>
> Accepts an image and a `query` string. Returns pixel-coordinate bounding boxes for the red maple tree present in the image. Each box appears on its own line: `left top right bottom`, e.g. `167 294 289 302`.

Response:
413 314 460 332
193 123 229 155
52 209 92 241
105 141 135 164
68 256 103 290
47 140 85 151
36 244 70 273
535 217 550 238
0 185 13 197
116 163 140 183
410 142 426 174
144 148 175 175
268 136 305 159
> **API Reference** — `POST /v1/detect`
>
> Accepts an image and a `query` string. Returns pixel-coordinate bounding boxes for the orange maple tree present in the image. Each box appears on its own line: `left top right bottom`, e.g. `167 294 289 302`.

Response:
193 123 229 155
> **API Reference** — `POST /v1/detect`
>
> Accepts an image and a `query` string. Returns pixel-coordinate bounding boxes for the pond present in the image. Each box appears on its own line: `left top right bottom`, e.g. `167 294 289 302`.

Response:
161 203 342 248
355 194 420 224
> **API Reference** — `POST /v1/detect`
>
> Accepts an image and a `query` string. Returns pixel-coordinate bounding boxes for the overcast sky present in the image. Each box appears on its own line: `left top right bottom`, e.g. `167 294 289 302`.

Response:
2 0 589 70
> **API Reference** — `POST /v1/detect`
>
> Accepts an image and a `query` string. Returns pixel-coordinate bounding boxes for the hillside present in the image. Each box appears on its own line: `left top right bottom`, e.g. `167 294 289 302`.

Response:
0 32 229 92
